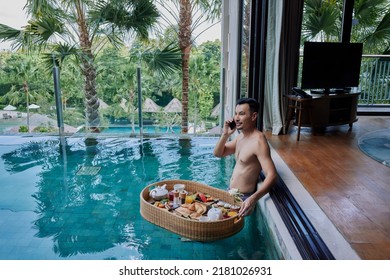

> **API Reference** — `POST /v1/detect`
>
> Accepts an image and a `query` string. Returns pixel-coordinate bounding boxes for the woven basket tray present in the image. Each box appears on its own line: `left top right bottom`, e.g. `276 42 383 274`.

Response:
140 179 244 241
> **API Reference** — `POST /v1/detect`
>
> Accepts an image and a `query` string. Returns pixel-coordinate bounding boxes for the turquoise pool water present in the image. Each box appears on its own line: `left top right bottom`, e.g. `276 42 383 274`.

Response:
0 136 280 260
0 119 24 133
101 125 181 134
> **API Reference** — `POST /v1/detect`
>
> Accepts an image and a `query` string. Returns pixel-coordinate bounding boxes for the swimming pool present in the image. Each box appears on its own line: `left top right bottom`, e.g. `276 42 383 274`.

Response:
101 125 181 134
0 136 281 260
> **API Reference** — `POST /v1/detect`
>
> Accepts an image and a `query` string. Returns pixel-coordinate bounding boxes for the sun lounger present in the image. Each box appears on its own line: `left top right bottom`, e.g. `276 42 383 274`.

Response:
2 113 11 119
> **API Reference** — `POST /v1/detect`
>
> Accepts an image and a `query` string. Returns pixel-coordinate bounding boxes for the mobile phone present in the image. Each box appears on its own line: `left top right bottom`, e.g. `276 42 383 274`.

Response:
228 120 236 129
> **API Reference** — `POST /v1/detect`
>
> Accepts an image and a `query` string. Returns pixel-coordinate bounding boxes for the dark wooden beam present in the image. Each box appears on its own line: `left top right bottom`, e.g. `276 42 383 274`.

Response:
247 0 268 131
341 0 355 42
247 0 261 101
236 0 244 100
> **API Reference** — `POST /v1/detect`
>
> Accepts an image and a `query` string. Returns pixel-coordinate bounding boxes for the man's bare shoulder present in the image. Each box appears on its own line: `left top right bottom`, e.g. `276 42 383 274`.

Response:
252 130 267 143
252 131 271 153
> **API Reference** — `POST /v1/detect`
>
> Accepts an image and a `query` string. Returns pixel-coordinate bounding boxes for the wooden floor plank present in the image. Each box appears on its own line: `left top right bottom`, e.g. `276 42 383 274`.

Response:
265 116 390 260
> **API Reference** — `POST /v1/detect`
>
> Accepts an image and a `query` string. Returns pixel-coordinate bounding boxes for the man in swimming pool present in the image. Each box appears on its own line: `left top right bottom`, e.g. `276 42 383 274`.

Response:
213 98 277 217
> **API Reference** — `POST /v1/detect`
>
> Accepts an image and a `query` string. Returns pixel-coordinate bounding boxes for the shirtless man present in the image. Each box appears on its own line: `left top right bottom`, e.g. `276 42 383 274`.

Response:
213 98 277 217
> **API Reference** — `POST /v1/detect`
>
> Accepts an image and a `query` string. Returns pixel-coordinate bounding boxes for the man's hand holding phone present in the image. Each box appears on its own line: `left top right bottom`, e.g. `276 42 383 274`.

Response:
223 119 236 135
228 120 236 129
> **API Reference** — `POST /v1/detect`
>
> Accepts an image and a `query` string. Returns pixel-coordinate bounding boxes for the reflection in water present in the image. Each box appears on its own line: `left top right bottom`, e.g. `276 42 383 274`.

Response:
0 137 280 259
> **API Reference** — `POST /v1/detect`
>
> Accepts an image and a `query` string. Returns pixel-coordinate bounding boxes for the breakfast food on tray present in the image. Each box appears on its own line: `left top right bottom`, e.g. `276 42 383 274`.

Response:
140 180 245 241
147 189 241 221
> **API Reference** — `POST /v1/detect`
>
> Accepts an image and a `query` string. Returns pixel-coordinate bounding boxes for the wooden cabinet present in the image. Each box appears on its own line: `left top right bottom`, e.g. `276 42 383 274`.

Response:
300 92 359 127
285 92 360 140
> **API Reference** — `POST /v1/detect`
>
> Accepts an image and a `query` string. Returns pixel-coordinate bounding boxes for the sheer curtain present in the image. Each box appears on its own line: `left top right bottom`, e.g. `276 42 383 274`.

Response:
262 0 304 135
263 0 283 135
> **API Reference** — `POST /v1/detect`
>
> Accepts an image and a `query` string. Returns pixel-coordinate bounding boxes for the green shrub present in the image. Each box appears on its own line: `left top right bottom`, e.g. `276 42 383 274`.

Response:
33 125 56 133
18 125 28 132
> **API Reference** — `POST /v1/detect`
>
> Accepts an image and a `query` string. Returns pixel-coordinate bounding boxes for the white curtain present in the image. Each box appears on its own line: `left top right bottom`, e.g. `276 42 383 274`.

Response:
263 0 283 135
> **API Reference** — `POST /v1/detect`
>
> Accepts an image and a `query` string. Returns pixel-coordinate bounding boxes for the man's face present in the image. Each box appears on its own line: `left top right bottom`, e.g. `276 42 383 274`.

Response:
234 104 257 130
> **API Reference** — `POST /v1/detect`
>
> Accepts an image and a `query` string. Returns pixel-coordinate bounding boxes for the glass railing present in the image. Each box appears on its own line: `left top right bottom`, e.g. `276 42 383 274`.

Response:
359 55 390 106
2 54 389 136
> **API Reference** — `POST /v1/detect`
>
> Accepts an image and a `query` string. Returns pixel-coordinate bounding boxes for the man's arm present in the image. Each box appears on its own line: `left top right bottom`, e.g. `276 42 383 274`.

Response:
213 119 237 158
255 134 277 196
213 134 236 157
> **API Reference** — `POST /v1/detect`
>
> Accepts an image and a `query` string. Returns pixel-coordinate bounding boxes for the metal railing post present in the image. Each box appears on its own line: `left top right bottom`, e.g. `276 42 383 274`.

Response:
53 63 64 136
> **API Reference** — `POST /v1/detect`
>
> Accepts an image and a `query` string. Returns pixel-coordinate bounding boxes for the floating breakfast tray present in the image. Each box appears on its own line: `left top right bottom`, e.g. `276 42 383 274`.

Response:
140 179 244 241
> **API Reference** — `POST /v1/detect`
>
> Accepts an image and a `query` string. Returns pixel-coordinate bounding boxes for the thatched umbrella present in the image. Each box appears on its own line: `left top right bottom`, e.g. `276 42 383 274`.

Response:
164 98 182 113
211 103 220 117
2 105 16 119
4 104 17 111
28 104 40 109
98 98 109 109
142 97 161 112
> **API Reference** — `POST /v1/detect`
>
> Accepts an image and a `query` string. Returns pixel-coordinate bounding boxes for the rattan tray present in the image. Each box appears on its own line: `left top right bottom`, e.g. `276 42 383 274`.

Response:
140 179 244 241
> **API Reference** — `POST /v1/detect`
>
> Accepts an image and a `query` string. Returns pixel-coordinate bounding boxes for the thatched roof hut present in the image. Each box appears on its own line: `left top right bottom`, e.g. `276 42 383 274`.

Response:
143 97 161 112
164 98 182 113
211 103 220 117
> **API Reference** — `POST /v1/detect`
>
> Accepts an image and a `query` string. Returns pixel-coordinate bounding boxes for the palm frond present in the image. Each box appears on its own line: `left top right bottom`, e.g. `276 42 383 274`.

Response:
0 24 26 50
355 0 390 26
304 0 323 12
140 43 182 77
41 42 79 71
90 0 159 41
302 0 340 41
193 0 222 21
25 16 64 42
25 0 57 18
363 11 390 50
0 24 22 41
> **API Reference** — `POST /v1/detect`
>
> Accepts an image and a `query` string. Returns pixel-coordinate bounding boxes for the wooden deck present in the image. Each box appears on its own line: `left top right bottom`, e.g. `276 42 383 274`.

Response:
265 115 390 260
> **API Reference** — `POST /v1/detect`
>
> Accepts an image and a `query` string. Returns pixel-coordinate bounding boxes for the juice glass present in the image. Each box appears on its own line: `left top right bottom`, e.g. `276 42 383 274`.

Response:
185 194 194 204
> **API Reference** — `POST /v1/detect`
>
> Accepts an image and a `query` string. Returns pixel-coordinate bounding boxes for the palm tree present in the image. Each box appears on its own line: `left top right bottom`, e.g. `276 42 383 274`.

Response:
0 0 159 131
156 0 221 133
177 0 192 133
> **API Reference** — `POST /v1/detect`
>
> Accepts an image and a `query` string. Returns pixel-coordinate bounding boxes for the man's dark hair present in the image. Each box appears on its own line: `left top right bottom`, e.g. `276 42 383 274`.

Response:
236 98 259 113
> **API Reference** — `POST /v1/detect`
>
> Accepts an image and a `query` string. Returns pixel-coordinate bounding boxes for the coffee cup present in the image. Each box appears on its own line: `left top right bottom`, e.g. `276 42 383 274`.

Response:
173 184 185 192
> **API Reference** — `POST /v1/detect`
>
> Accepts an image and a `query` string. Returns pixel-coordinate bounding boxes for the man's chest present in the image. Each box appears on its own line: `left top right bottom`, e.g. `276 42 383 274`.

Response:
235 140 257 164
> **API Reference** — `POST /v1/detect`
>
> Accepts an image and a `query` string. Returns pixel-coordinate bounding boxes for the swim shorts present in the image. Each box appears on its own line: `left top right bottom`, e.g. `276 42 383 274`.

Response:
227 187 255 201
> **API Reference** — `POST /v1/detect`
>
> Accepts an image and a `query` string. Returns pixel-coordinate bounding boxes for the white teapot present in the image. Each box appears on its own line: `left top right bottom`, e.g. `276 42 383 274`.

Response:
149 184 168 200
207 207 222 221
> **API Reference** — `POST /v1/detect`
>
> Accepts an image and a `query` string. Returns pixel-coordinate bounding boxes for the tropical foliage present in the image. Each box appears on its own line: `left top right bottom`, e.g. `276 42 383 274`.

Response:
302 0 390 53
352 0 390 53
156 0 222 133
0 0 222 134
0 0 161 131
3 1 387 135
0 39 222 131
301 0 390 105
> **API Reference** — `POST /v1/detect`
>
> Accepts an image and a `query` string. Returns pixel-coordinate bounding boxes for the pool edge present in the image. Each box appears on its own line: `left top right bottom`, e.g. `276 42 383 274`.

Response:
257 145 360 260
